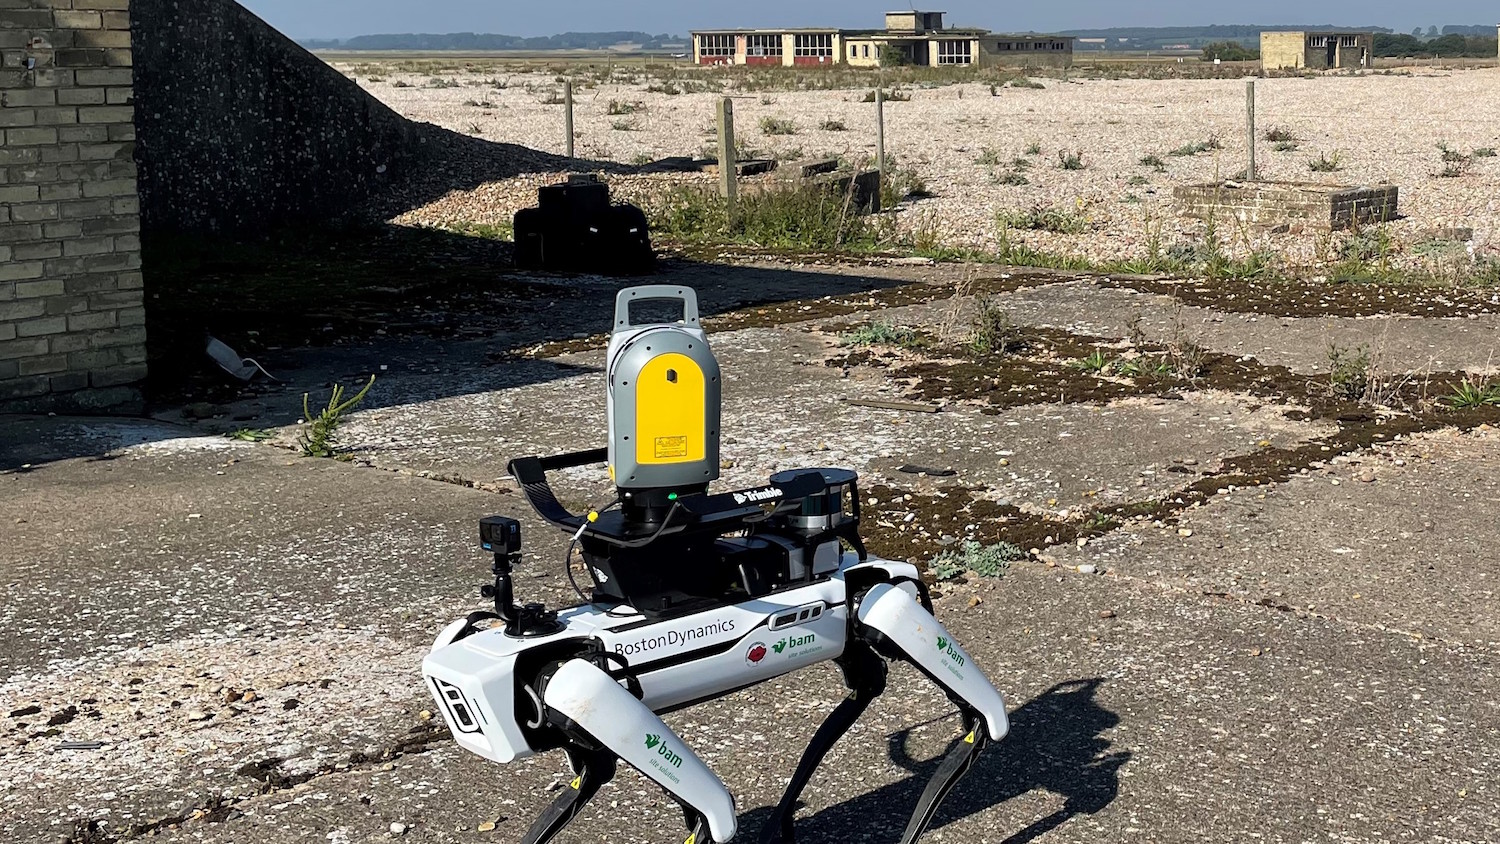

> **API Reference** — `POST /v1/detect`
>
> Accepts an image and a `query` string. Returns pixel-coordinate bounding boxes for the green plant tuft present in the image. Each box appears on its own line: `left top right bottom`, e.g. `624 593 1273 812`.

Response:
298 375 376 458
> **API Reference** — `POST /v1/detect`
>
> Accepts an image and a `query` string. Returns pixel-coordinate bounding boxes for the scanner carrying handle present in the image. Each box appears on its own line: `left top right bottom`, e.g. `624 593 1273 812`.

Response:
613 285 701 331
507 449 608 530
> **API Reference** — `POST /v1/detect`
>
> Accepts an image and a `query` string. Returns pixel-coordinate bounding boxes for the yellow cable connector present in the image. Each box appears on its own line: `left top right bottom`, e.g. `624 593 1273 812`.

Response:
587 511 599 523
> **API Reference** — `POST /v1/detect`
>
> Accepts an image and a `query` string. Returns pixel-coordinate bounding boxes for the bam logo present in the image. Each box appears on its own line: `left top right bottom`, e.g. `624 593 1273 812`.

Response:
772 633 815 654
936 636 965 668
644 734 683 768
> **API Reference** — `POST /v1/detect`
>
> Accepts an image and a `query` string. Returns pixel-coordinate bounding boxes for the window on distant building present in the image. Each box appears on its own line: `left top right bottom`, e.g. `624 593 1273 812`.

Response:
863 44 870 57
699 34 734 56
936 39 972 64
1339 35 1358 47
1308 35 1330 48
747 34 782 56
793 33 833 56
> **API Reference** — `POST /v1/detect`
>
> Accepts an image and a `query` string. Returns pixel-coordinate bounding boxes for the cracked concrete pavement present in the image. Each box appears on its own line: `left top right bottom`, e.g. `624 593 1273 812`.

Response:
3 259 1500 844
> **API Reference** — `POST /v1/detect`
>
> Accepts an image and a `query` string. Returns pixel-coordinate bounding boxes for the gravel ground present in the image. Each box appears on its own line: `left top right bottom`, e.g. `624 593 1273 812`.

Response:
339 64 1500 272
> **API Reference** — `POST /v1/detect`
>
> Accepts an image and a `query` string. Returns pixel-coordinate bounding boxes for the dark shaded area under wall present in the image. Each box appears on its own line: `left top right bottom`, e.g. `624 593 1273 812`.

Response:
138 224 914 411
129 0 613 235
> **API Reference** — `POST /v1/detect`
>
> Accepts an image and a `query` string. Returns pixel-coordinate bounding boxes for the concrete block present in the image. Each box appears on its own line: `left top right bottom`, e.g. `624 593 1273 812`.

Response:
0 261 46 282
18 353 67 375
115 305 144 326
73 30 132 49
42 221 83 239
67 310 116 331
0 298 46 321
88 325 144 348
62 235 114 257
56 48 107 67
47 372 90 393
58 87 107 105
63 272 118 294
58 125 108 143
0 88 58 107
101 11 130 29
0 375 50 402
17 316 68 338
73 0 132 10
80 177 135 197
40 182 82 201
0 184 40 203
0 108 36 128
5 127 59 146
44 293 89 315
47 333 91 354
34 106 78 125
67 347 121 369
53 10 104 29
74 68 132 87
13 241 63 261
0 338 50 361
90 363 147 388
38 144 79 164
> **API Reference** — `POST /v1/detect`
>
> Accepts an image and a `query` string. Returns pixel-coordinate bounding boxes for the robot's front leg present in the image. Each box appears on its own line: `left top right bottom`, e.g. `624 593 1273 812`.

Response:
857 582 1010 844
529 658 738 844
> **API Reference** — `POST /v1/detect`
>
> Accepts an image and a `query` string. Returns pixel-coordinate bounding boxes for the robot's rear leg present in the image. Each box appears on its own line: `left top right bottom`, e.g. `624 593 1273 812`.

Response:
897 711 988 844
760 642 888 844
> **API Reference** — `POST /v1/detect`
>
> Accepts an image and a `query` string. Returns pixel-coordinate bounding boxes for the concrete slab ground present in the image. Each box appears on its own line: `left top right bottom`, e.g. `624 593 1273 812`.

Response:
1050 425 1500 648
5 259 1500 844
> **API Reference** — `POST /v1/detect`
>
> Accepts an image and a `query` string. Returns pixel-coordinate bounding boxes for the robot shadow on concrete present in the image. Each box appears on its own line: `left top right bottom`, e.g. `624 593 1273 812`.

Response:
739 678 1129 843
422 286 1020 844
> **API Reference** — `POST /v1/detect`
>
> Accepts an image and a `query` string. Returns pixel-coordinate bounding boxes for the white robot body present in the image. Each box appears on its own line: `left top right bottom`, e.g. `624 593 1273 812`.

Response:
424 556 925 764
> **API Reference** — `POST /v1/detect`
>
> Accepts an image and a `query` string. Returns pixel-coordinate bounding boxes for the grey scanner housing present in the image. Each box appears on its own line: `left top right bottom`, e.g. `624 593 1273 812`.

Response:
605 286 722 490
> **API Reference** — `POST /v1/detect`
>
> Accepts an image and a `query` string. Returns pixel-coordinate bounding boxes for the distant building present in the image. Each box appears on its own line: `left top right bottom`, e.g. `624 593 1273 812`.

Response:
691 10 1074 68
1261 31 1374 70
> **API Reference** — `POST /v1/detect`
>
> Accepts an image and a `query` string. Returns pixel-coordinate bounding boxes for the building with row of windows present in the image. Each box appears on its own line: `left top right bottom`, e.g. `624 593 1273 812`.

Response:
691 11 1075 69
1260 31 1375 70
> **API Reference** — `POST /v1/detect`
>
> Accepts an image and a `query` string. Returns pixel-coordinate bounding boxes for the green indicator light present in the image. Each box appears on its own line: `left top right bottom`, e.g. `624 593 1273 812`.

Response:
668 493 678 500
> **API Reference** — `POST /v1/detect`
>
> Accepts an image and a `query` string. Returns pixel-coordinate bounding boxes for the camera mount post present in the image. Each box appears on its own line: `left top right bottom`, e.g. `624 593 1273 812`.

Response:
479 516 562 638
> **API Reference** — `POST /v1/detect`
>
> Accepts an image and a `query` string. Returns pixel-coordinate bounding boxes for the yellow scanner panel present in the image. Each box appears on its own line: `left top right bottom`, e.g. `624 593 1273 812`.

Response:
635 353 706 465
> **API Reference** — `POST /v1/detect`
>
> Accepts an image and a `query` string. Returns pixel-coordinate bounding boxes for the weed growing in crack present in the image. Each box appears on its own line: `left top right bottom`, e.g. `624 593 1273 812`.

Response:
1446 379 1500 409
931 540 1023 580
842 321 926 349
227 428 274 442
968 297 1019 355
1326 344 1372 401
1057 149 1086 170
298 375 375 458
1070 349 1111 373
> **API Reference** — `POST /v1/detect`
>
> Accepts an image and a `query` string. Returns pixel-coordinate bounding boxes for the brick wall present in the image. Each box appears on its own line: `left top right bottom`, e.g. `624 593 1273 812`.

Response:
1174 182 1399 231
1 0 144 413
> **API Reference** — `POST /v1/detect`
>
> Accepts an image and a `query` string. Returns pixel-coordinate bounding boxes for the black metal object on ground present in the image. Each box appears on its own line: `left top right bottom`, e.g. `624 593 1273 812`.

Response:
513 175 655 275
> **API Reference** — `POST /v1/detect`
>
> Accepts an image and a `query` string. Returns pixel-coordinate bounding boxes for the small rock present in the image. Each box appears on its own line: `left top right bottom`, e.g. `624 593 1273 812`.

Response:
1076 537 1088 548
1098 610 1116 619
224 689 243 704
418 709 433 721
477 821 497 833
967 596 982 608
185 709 212 722
1077 564 1097 575
241 691 257 703
390 822 408 836
1358 471 1376 483
1178 528 1193 537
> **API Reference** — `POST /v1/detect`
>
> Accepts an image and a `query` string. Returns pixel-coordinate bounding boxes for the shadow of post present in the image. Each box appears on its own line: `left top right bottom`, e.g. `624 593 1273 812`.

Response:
742 678 1129 843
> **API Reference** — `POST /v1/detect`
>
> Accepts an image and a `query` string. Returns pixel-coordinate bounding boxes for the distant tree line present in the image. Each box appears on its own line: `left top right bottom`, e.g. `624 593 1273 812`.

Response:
301 31 687 52
1374 32 1497 57
1200 41 1260 61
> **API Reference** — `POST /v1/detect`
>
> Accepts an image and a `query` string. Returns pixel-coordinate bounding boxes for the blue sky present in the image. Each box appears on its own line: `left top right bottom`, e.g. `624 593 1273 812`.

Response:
237 1 1498 40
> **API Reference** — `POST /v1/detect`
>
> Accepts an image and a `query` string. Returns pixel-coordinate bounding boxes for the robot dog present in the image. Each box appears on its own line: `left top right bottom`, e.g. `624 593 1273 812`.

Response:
423 286 1010 843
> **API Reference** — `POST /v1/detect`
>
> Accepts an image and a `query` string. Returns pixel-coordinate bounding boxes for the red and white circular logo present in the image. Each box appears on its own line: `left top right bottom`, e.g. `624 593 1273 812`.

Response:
745 641 768 666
